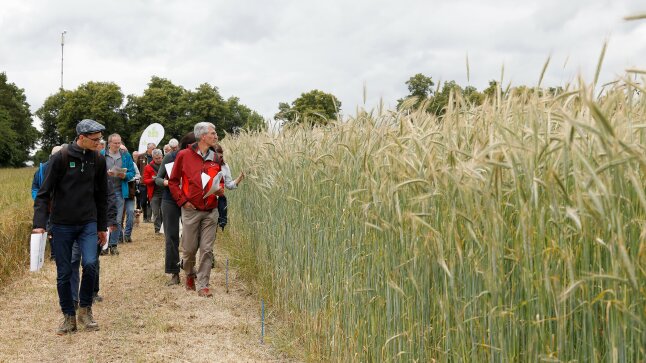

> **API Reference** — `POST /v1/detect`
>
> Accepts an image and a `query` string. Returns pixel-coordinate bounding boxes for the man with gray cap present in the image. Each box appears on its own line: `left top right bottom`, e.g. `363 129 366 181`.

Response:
33 119 108 335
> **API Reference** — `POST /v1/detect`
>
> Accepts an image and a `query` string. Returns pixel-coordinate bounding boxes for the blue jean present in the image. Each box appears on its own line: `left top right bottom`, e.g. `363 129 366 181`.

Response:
71 241 80 303
123 198 135 238
109 195 125 247
71 239 101 302
51 222 98 315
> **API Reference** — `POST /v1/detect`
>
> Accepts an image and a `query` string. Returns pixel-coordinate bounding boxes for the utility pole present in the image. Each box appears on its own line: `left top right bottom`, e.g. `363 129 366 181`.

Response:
60 31 66 90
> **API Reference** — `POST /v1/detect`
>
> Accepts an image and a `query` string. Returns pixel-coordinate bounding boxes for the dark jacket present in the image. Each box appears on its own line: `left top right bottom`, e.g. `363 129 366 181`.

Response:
33 142 108 231
155 151 178 202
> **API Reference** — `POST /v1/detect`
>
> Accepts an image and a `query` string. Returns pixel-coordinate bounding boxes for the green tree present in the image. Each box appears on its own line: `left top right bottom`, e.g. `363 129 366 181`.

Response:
186 83 227 138
222 97 265 134
126 77 265 145
463 85 484 105
406 73 435 99
55 81 127 143
0 72 39 167
397 73 435 111
35 90 71 163
483 80 500 99
274 102 295 123
124 76 189 148
276 90 341 126
428 80 463 116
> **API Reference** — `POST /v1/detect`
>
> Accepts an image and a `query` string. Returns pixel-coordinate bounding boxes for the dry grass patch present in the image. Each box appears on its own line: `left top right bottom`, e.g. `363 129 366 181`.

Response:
0 222 294 362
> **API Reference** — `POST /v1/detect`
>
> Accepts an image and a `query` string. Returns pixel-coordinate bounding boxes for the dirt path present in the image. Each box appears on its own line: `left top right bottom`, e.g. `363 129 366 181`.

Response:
0 224 285 362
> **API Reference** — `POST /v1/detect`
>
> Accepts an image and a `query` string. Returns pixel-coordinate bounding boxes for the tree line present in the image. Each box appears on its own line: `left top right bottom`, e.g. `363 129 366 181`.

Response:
274 73 564 126
0 71 564 167
33 76 265 164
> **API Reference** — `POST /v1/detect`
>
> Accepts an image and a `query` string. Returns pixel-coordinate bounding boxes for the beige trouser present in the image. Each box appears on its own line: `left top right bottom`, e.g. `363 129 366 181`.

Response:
180 207 218 290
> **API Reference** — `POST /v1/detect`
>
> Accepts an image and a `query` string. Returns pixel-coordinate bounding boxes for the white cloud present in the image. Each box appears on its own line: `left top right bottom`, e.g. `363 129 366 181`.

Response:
1 0 644 125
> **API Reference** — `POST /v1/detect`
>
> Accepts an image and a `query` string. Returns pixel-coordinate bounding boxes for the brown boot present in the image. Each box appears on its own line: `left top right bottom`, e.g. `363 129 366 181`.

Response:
56 314 77 335
166 273 180 286
77 306 99 331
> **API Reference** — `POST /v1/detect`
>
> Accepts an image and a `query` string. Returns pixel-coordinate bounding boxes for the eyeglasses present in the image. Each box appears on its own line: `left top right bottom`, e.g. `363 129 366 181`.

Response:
84 135 103 143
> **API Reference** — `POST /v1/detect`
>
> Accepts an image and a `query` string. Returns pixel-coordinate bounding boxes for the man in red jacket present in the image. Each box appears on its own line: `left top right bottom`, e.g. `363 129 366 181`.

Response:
168 122 223 297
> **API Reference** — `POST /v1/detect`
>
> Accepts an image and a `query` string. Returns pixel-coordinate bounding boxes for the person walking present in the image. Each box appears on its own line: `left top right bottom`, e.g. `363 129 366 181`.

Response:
136 143 155 222
156 132 195 285
31 145 63 260
102 133 136 255
119 144 137 243
143 148 164 233
33 119 108 335
168 123 223 297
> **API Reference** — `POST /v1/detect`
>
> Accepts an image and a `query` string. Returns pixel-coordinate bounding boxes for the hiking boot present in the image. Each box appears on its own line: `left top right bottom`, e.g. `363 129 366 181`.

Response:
93 293 103 302
198 288 213 297
185 274 196 291
124 235 133 243
166 273 180 286
109 246 119 255
100 249 108 256
56 314 77 335
77 306 99 331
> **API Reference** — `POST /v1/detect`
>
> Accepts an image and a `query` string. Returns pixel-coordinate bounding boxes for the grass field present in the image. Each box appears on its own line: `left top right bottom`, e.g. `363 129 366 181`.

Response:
0 168 36 287
222 77 646 361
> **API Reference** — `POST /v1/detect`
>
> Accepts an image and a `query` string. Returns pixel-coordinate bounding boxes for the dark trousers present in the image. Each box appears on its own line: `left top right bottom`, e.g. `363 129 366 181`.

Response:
51 222 98 316
162 199 181 274
138 184 149 220
94 243 101 294
151 196 163 232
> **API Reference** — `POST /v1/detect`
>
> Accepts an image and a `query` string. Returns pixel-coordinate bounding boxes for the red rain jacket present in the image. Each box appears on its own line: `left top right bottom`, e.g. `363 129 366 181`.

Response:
168 143 222 211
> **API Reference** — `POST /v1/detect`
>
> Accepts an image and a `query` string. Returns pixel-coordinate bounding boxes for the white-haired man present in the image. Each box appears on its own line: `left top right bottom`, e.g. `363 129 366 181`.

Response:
169 122 223 297
168 138 179 152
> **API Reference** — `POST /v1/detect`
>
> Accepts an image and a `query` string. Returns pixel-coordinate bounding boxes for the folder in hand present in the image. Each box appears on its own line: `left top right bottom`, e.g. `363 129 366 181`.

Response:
203 172 224 199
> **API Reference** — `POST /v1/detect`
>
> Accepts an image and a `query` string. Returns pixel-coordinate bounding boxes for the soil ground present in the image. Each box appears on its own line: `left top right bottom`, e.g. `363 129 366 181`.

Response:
0 223 289 362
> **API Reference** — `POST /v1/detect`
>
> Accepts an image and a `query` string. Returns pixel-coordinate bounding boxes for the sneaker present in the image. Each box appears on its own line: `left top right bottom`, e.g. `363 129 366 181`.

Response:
109 246 119 256
185 274 196 291
77 306 99 331
198 288 213 297
56 314 77 335
166 273 180 286
93 293 103 303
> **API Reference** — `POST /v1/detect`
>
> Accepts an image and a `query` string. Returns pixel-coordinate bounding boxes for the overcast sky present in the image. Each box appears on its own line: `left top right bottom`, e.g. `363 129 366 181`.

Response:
1 0 645 127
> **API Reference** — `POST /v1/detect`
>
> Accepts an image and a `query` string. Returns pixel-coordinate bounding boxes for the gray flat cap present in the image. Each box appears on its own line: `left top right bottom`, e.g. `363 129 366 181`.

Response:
76 119 106 135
